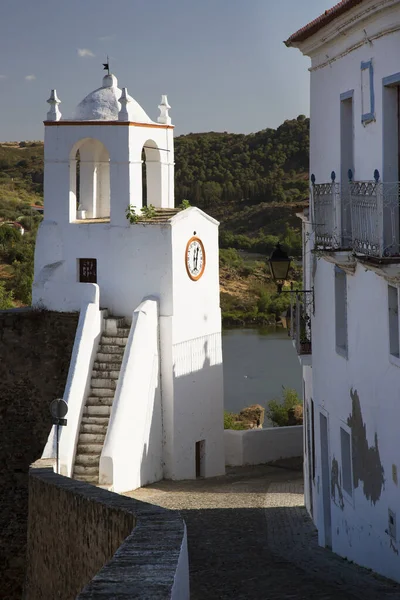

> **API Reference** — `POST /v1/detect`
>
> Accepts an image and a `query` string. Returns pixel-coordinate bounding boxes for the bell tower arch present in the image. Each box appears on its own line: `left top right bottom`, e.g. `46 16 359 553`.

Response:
42 73 174 227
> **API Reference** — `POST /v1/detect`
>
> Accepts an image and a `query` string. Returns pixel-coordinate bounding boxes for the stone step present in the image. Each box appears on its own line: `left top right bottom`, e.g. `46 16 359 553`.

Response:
74 464 99 476
77 443 104 455
92 370 120 380
74 454 100 468
100 336 128 346
75 454 101 467
78 432 106 445
86 395 114 406
103 328 130 338
106 316 126 325
96 354 123 364
83 405 111 417
80 423 108 435
81 415 109 426
93 354 122 373
74 472 99 484
89 388 114 398
104 318 126 335
98 344 125 355
91 378 116 390
116 328 131 337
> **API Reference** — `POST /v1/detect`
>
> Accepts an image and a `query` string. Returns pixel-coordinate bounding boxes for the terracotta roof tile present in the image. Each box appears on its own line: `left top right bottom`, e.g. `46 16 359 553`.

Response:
285 0 363 46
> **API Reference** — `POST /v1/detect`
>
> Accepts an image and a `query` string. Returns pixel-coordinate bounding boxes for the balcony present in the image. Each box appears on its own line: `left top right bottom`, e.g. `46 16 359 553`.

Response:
312 171 400 259
289 291 313 364
312 173 352 250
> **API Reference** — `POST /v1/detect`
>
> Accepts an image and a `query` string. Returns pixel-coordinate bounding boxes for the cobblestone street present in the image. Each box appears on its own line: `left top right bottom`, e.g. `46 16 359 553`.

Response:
126 463 400 599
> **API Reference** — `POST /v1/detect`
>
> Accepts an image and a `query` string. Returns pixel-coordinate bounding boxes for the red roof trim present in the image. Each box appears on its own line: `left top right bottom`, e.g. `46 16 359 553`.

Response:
285 0 363 46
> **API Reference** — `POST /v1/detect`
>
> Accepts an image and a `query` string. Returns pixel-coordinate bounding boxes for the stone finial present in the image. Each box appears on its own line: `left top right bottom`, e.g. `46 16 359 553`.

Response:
158 94 171 124
118 87 130 121
103 73 118 89
46 89 61 121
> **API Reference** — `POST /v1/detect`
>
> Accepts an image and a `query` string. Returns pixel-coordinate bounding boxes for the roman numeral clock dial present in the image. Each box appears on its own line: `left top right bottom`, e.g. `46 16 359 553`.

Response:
185 236 206 281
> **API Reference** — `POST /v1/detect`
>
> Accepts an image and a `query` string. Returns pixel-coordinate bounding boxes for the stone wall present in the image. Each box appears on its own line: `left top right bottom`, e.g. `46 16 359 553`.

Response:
224 425 304 467
0 309 78 599
26 467 189 599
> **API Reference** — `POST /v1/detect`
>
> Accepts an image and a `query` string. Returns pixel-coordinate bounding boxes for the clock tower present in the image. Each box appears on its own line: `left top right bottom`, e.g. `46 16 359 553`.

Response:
35 71 225 488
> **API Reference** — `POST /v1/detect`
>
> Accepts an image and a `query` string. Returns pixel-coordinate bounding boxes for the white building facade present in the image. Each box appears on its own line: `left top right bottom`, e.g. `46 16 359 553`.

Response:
35 72 225 491
287 0 400 582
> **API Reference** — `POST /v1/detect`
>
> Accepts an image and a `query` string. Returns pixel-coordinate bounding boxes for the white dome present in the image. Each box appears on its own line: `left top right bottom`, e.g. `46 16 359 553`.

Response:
72 74 153 123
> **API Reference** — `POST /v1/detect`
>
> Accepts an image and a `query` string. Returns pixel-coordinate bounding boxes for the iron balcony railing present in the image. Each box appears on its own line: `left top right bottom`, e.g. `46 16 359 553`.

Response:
312 170 400 258
350 175 400 258
289 291 313 356
311 173 352 250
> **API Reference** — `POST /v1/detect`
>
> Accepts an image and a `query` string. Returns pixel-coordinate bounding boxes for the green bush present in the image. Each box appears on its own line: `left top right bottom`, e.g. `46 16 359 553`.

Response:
0 225 20 251
219 248 244 270
224 411 247 430
0 281 14 309
257 290 271 313
12 259 33 305
266 387 301 427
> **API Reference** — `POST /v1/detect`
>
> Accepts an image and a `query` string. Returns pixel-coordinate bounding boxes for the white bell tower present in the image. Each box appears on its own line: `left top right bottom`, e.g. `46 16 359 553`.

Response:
34 71 225 486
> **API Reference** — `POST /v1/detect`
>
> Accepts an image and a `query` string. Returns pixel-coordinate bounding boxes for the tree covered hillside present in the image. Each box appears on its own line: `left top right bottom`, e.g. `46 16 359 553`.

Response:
0 117 309 311
175 115 309 208
175 115 309 254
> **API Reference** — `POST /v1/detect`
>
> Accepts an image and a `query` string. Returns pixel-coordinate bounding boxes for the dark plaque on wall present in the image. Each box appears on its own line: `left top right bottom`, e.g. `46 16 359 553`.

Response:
79 258 97 283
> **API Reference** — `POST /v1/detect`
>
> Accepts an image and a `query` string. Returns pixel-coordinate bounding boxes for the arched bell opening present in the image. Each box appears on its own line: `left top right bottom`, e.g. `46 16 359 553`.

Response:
141 148 147 208
69 138 110 220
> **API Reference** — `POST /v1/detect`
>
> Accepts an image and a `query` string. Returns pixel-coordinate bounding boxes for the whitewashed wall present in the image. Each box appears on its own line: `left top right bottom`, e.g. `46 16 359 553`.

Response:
161 208 225 480
312 257 400 582
42 287 103 476
308 6 400 183
36 206 225 483
33 219 174 318
292 0 400 582
100 298 163 493
224 426 303 467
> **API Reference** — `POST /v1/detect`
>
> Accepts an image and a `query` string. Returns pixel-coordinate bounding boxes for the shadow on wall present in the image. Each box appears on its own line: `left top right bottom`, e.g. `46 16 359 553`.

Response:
0 310 78 600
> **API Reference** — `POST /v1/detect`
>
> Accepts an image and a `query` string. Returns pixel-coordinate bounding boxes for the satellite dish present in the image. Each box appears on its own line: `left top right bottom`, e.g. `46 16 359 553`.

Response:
50 398 68 419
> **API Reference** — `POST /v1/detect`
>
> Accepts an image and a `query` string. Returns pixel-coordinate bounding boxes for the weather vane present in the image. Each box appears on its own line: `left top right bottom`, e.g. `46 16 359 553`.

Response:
103 55 110 75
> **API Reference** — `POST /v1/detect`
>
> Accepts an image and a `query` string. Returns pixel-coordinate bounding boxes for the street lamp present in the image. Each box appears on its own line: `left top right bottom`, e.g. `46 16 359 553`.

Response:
268 243 313 302
268 243 291 293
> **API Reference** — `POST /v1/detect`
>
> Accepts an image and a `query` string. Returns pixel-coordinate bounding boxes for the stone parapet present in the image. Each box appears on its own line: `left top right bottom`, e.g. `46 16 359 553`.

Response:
25 466 189 599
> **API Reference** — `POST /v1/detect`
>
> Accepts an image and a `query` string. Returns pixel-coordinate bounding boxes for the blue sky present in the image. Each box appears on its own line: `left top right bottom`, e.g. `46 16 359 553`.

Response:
0 0 333 141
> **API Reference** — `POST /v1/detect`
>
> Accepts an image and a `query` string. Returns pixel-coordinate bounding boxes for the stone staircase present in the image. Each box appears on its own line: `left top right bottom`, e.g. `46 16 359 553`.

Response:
73 316 130 485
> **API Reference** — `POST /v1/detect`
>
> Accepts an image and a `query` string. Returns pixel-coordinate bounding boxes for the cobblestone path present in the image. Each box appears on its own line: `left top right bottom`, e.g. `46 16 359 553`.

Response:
125 464 400 599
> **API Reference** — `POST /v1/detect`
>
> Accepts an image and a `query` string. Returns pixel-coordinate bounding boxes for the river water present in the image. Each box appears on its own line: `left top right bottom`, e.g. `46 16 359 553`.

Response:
222 327 302 417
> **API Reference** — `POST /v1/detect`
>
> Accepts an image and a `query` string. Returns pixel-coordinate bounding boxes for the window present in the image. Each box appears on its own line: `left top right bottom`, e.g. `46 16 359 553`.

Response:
388 285 400 357
340 426 352 498
79 258 97 283
335 267 348 356
311 399 315 481
340 91 354 246
361 60 375 124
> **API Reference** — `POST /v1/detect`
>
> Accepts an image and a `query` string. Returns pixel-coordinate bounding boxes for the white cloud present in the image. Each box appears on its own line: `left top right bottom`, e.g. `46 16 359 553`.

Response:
0 75 6 80
25 74 36 81
98 35 114 42
78 48 95 58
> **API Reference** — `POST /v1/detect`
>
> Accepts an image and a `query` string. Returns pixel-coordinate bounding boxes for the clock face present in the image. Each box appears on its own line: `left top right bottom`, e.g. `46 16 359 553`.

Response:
185 236 206 281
